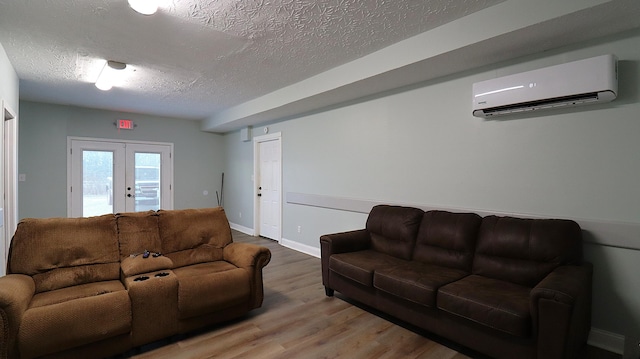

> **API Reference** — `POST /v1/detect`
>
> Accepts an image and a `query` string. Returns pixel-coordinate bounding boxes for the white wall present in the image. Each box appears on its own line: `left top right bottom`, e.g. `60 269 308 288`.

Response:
224 29 640 356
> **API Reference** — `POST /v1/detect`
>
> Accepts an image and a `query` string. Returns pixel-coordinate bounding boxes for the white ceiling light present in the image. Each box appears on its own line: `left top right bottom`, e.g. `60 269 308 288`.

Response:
95 60 127 91
128 0 158 15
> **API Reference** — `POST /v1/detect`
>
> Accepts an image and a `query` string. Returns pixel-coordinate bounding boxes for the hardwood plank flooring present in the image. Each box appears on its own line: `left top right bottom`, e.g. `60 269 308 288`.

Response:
124 231 620 359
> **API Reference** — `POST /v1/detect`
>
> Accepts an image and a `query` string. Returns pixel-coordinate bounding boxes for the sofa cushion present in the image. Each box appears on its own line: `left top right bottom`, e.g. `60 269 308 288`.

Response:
116 211 161 258
158 207 233 268
173 261 250 319
366 205 424 260
329 250 406 287
438 275 531 337
473 216 583 287
19 281 131 358
9 214 120 293
374 262 468 307
413 211 482 271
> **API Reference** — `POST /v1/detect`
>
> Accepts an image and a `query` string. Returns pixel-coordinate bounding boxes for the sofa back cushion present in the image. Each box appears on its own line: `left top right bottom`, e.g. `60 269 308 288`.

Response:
158 207 233 268
116 211 161 258
413 211 482 271
8 214 120 293
472 215 583 287
366 205 424 260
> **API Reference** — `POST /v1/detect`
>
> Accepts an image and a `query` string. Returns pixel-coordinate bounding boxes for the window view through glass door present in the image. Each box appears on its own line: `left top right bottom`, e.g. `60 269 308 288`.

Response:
69 138 172 217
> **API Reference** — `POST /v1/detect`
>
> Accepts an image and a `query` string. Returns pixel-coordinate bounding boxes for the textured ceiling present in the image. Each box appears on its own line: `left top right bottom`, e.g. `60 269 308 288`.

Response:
1 0 640 132
0 0 503 120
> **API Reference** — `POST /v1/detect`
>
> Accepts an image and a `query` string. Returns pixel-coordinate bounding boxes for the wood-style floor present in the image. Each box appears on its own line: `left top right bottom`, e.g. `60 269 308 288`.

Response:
125 231 620 359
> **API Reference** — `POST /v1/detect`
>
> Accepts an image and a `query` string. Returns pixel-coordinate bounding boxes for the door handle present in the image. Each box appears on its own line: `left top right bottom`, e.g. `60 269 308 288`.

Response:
127 193 135 198
257 186 262 197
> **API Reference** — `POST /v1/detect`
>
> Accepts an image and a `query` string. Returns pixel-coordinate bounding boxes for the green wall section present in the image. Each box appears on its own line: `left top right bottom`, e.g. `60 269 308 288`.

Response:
223 29 640 354
18 101 225 218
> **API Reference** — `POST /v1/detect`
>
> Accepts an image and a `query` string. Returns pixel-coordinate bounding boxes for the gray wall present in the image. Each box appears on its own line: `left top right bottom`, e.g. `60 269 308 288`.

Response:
223 29 640 356
18 101 225 219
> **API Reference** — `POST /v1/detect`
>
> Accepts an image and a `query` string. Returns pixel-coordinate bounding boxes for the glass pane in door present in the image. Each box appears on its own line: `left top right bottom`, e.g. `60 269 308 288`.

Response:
134 152 161 212
82 150 113 217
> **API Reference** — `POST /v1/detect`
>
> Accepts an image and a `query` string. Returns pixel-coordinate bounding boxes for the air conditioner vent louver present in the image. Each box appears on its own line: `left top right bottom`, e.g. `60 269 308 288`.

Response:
472 54 618 118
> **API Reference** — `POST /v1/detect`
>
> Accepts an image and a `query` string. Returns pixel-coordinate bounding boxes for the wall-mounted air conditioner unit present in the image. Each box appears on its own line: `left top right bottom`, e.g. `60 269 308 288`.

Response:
472 54 618 118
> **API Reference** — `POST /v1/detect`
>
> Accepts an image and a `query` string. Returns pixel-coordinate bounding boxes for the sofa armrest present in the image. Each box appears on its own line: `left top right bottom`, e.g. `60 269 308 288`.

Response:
320 229 370 291
0 274 36 359
530 263 593 359
224 242 272 310
320 229 370 255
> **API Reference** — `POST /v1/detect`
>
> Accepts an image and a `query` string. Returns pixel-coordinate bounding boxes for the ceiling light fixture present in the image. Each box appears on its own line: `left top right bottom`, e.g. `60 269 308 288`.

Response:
95 60 127 91
128 0 158 15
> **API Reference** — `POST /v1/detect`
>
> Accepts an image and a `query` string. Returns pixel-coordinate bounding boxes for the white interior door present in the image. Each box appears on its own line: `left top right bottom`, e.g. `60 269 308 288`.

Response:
68 138 173 217
255 133 282 241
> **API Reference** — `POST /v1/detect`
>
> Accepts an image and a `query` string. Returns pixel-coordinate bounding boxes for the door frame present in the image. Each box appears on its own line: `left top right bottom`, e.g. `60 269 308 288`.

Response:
1 101 17 276
67 136 174 217
253 132 282 241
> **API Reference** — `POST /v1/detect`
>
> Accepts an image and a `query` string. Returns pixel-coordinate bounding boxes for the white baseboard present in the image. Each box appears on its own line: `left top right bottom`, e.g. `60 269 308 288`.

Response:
589 327 625 355
229 222 254 236
280 238 321 258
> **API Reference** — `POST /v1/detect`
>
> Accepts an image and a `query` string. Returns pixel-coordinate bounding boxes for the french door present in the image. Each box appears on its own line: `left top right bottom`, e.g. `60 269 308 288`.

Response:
68 138 173 217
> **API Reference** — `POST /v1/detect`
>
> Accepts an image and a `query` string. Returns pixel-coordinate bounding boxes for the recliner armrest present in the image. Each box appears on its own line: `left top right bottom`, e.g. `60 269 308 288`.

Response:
223 242 271 269
223 242 271 309
0 274 36 359
530 263 593 359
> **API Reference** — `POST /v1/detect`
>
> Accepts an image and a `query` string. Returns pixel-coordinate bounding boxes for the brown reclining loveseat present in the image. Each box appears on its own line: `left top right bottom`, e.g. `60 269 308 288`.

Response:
0 207 271 359
321 205 592 359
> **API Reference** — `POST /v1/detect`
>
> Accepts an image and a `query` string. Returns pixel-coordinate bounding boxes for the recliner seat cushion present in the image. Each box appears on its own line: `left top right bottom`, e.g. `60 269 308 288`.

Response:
18 281 131 359
173 261 250 319
329 250 406 287
366 205 424 260
374 262 468 307
438 275 531 337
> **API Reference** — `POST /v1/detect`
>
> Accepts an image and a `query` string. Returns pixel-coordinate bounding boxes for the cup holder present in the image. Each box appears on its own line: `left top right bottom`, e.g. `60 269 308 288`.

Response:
134 276 149 282
154 272 170 277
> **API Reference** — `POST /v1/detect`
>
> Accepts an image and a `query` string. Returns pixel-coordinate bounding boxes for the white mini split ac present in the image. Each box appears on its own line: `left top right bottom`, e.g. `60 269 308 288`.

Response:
472 54 618 118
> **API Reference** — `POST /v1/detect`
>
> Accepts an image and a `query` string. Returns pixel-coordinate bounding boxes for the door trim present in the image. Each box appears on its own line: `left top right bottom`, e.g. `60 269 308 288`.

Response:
67 137 174 217
2 101 17 276
253 132 282 241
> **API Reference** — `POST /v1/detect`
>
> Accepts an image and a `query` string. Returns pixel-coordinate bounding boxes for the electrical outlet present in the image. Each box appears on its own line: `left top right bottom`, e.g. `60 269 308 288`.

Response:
297 226 301 233
239 212 242 219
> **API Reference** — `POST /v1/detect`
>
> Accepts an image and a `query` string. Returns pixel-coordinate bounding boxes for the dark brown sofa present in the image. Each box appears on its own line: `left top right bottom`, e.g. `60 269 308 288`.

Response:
320 205 592 359
0 207 271 359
